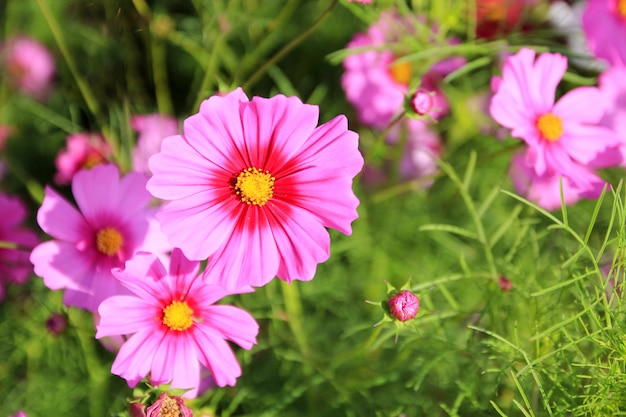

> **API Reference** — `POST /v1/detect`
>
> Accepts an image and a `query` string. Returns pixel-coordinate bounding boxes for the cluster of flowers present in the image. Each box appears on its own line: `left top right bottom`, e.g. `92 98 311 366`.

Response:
0 33 365 399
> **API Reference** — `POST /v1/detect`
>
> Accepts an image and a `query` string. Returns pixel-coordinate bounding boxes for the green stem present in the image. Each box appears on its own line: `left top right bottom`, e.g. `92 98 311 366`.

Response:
192 31 227 111
280 280 311 360
242 0 339 90
151 36 174 115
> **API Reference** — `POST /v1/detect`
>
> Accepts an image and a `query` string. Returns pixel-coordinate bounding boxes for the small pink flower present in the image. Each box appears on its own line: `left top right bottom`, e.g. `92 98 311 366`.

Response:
30 164 171 312
0 194 39 302
1 36 55 99
145 393 193 417
54 133 112 185
582 0 626 66
410 88 435 116
130 114 179 175
147 88 363 289
341 12 463 129
490 48 622 198
96 249 259 397
388 290 419 322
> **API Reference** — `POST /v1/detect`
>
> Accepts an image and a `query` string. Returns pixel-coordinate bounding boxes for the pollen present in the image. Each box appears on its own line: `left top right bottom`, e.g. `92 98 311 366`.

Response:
618 0 626 18
536 113 563 142
234 167 275 206
389 60 412 86
95 227 123 256
162 300 194 331
158 396 183 417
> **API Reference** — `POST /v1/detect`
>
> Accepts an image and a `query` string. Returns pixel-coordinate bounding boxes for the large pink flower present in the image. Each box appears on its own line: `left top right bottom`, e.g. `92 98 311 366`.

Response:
147 88 363 289
54 132 112 185
0 194 39 301
490 48 622 190
341 12 463 129
1 36 55 99
96 249 259 397
582 0 626 66
30 164 170 312
130 113 179 175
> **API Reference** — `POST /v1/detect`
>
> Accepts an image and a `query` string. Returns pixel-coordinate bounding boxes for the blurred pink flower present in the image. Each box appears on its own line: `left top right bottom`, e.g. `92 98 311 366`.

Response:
509 149 606 210
0 194 39 302
1 36 55 99
598 65 626 164
341 12 463 129
130 114 179 175
582 0 626 66
30 164 171 312
96 249 259 397
147 88 363 289
387 120 442 186
490 48 622 196
9 411 27 417
145 393 193 417
54 132 112 185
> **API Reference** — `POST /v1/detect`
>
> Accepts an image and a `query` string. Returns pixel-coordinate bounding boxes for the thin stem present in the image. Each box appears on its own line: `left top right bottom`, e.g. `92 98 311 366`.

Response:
242 0 339 90
280 280 311 360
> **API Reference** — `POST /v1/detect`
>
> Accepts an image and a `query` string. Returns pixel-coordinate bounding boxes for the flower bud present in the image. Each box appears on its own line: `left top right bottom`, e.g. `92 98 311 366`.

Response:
498 275 512 292
45 313 67 336
146 393 193 417
409 88 434 116
387 290 419 321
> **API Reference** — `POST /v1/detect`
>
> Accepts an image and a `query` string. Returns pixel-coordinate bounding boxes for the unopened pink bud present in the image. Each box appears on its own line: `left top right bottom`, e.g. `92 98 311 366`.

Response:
45 313 67 336
388 290 419 321
410 88 434 115
146 393 193 417
498 275 512 292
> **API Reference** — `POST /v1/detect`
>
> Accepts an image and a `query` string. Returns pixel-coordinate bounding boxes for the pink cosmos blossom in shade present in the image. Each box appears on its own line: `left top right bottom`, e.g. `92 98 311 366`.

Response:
387 290 419 322
145 393 193 417
341 12 463 129
147 88 363 289
0 194 39 302
54 132 112 185
30 164 171 312
1 36 55 99
582 0 626 66
386 119 442 187
130 114 179 175
95 249 259 397
508 150 607 211
490 48 623 185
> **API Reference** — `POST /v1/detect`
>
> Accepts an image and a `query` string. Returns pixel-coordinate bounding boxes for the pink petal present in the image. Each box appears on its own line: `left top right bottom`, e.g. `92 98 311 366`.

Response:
37 186 90 242
560 124 624 165
112 252 168 301
72 164 120 222
30 240 96 292
112 329 165 387
191 324 242 387
529 51 567 112
204 206 280 289
116 171 152 218
96 295 156 337
202 305 259 349
553 86 605 124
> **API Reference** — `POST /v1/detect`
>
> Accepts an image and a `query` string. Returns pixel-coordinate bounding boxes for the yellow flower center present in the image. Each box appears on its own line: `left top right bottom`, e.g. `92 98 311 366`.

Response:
536 113 563 142
157 396 183 417
389 60 412 86
95 227 123 256
234 167 275 206
618 0 626 18
162 300 194 331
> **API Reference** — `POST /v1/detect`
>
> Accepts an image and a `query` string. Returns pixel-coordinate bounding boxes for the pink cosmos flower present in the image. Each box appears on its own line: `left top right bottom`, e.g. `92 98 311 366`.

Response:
0 194 39 302
30 164 170 312
130 114 179 175
341 11 463 129
509 149 607 210
9 411 27 417
54 132 112 185
147 88 363 289
490 48 622 194
1 36 55 99
582 0 626 66
96 249 259 397
598 65 626 165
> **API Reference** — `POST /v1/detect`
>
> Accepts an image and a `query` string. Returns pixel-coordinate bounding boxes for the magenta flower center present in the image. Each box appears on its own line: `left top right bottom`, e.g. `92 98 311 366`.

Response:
536 113 563 142
389 60 412 86
235 167 275 206
95 227 124 256
162 300 194 331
